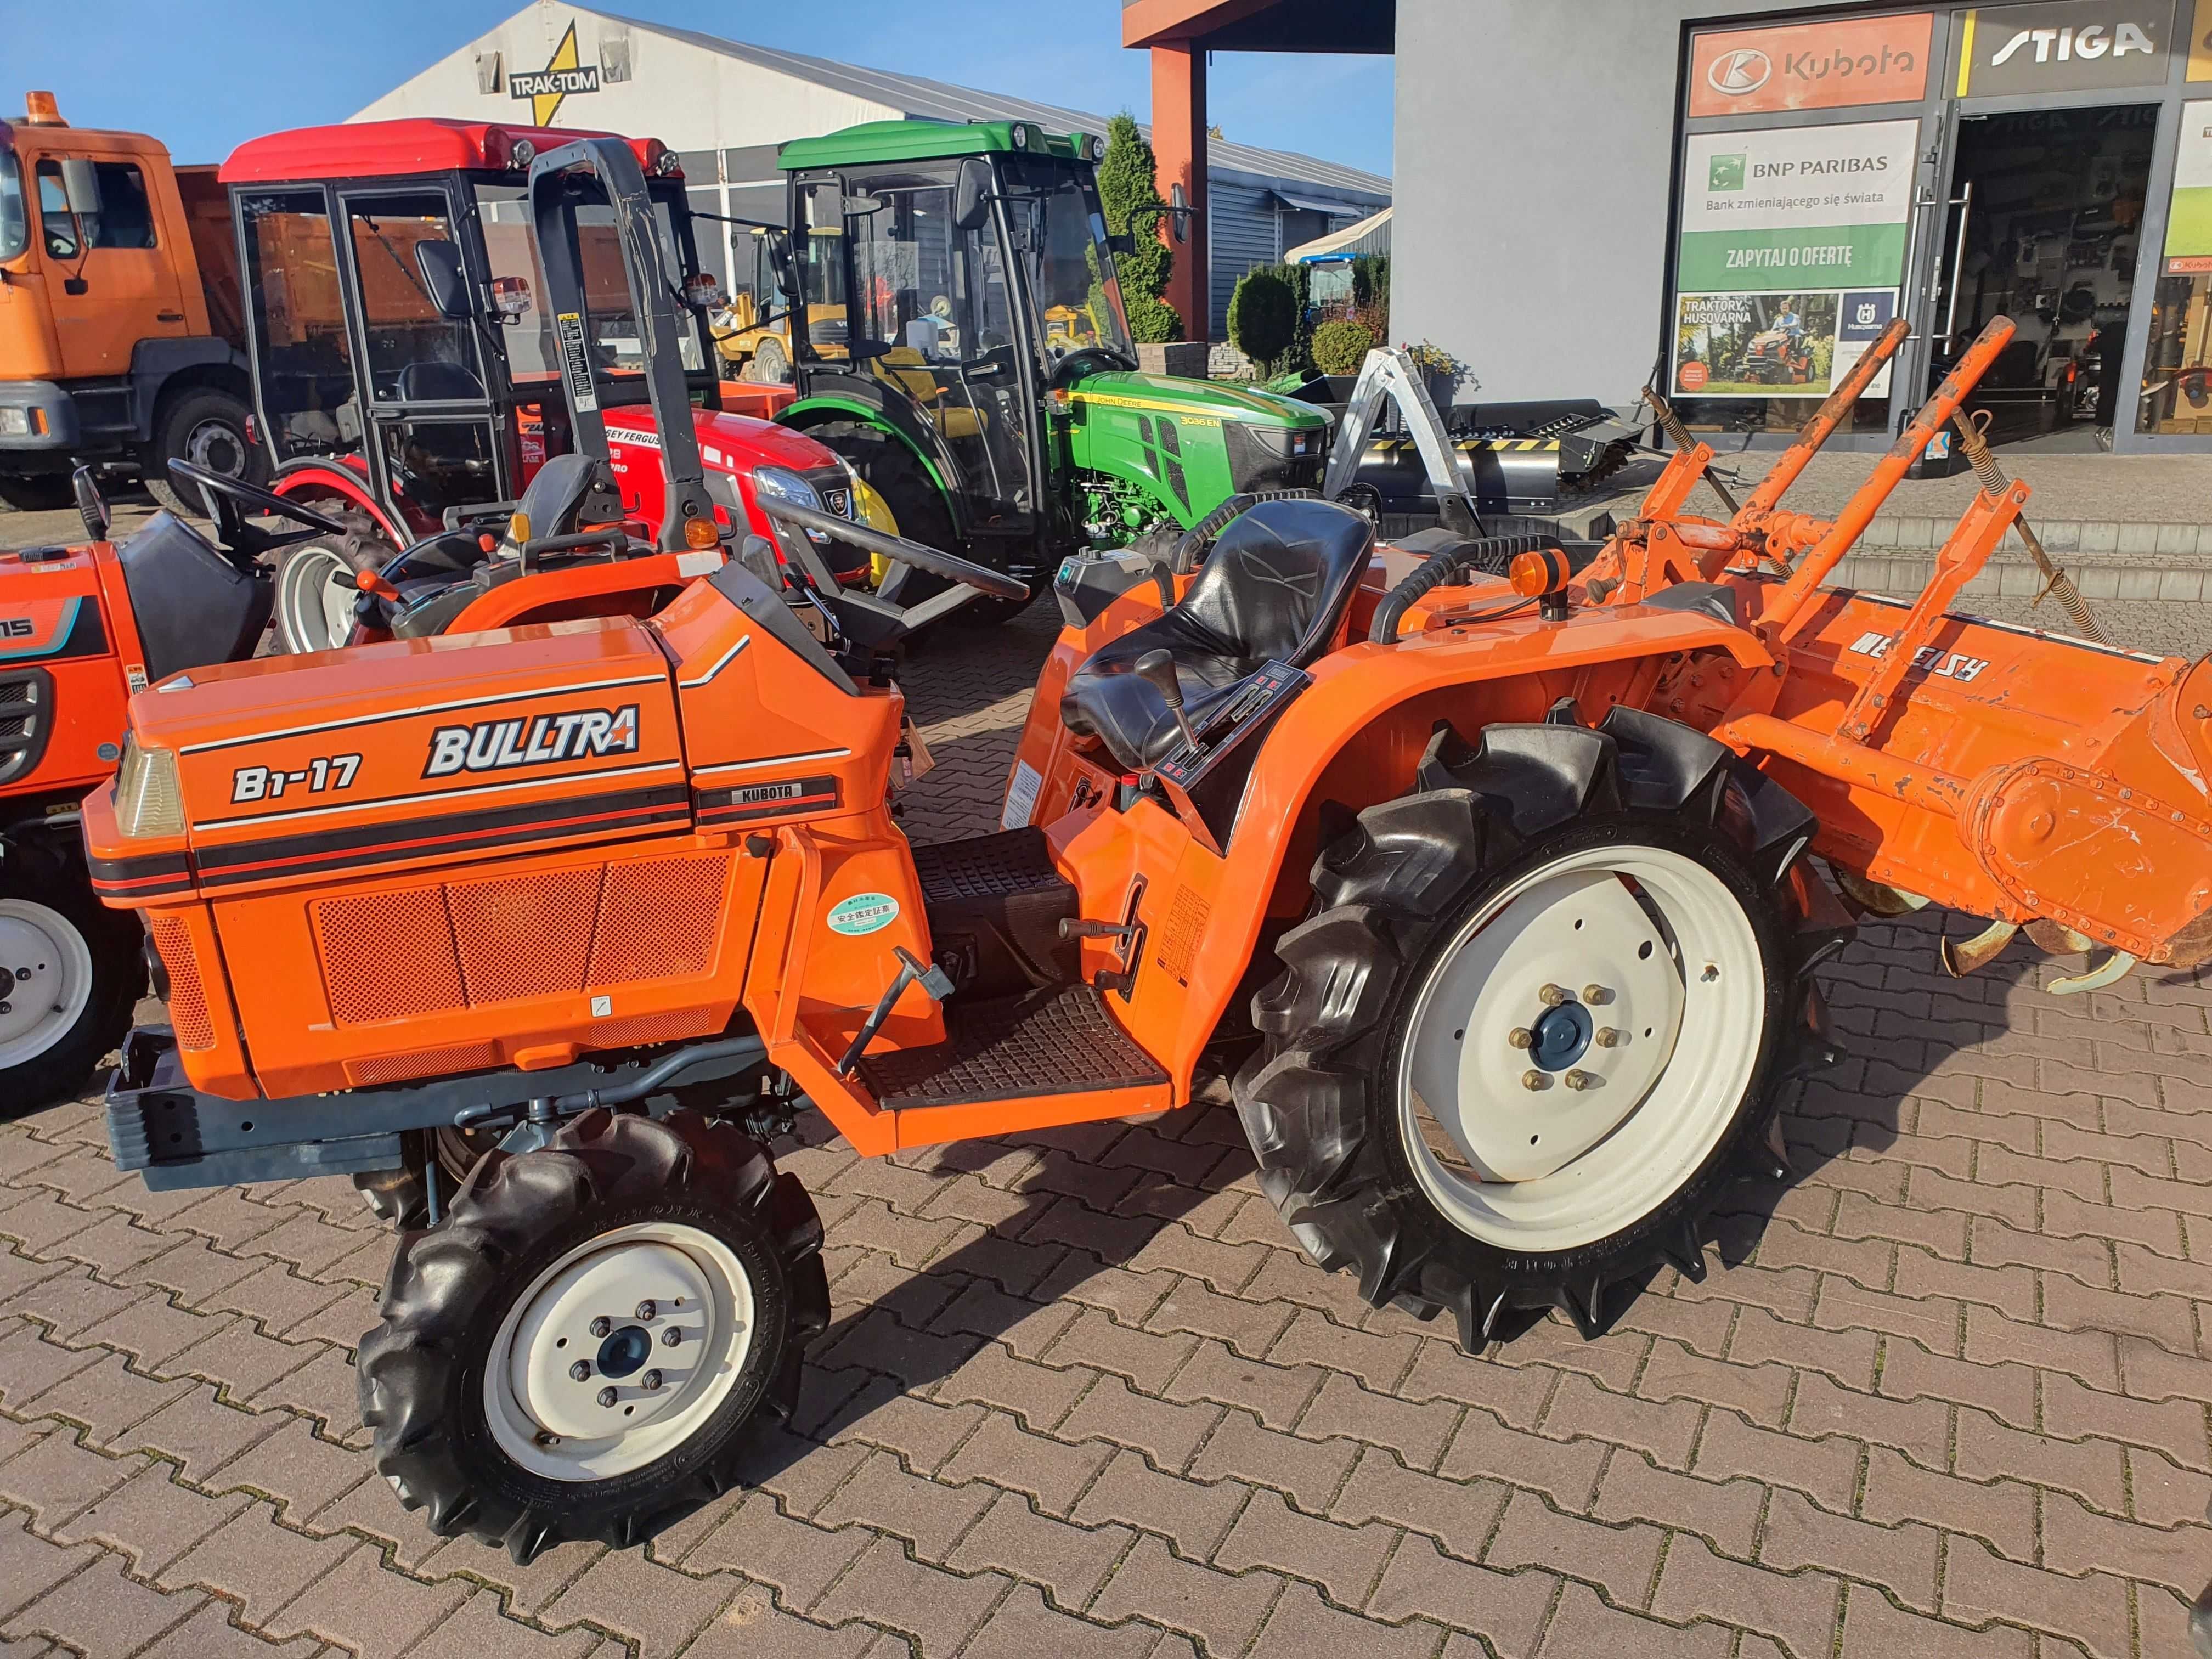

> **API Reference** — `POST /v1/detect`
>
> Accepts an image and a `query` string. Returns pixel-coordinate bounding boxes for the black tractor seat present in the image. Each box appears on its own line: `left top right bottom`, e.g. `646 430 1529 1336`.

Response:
1060 496 1374 772
374 454 625 638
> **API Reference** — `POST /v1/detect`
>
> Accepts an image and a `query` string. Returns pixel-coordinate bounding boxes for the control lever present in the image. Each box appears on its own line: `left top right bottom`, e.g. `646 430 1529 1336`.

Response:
839 946 956 1078
1132 650 1198 752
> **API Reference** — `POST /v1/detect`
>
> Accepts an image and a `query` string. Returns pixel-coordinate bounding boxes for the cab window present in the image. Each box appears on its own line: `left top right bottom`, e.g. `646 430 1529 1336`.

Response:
237 189 362 464
342 193 482 404
0 151 26 264
34 159 157 258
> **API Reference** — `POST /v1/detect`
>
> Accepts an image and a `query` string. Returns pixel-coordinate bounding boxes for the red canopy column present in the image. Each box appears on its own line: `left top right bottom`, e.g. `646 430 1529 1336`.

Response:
1150 42 1209 345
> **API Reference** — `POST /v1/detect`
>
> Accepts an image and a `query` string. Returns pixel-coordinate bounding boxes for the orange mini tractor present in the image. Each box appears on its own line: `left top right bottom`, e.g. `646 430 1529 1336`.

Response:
81 138 2212 1564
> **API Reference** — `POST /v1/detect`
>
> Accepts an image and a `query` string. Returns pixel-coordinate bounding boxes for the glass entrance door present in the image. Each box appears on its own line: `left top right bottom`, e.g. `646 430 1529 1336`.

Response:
1925 103 2160 449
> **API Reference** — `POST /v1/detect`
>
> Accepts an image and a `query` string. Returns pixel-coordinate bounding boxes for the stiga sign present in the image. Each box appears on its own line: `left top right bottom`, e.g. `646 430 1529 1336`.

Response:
1952 1 2177 96
1688 14 1933 116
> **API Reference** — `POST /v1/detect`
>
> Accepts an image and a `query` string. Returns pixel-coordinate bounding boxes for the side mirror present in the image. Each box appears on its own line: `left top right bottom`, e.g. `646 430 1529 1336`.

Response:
1167 184 1190 245
59 156 101 217
766 229 801 310
414 240 471 321
953 157 994 233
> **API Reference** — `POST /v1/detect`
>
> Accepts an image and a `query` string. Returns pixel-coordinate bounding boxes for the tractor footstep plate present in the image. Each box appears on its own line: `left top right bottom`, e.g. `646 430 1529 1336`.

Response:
860 984 1164 1110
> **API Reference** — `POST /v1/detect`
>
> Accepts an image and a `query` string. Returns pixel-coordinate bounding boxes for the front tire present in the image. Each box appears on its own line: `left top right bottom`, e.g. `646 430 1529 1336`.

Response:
0 838 145 1113
1234 707 1848 1346
357 1108 828 1561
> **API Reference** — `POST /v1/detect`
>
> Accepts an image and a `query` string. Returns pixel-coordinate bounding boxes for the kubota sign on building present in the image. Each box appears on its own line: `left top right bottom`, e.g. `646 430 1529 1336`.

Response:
1688 13 1936 117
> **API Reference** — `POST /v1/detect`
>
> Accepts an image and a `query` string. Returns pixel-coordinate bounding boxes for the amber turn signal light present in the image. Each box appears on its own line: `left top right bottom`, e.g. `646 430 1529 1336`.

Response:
1508 547 1571 598
685 516 721 550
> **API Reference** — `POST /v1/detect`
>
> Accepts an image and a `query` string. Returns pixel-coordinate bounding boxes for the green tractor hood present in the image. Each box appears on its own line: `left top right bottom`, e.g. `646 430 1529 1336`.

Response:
1061 369 1333 529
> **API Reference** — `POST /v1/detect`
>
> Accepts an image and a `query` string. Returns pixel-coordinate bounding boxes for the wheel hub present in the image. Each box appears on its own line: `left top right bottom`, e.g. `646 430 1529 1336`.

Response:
504 1240 714 1443
185 417 244 478
1529 1000 1593 1072
0 902 91 1067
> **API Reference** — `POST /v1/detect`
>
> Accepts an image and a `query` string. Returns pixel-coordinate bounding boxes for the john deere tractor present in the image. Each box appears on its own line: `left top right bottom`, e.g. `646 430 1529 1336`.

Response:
767 120 1332 616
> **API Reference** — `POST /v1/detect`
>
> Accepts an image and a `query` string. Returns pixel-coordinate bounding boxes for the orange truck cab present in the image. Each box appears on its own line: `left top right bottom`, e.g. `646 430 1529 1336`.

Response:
0 92 252 513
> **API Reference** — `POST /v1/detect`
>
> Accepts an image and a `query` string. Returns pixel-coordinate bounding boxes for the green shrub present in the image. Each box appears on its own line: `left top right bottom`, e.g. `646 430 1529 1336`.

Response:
1311 319 1376 375
1095 114 1182 344
1228 267 1297 373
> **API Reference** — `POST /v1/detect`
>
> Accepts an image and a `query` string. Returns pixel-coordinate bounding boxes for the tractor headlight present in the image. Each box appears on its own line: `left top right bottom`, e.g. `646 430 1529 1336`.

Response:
113 736 185 839
751 465 832 548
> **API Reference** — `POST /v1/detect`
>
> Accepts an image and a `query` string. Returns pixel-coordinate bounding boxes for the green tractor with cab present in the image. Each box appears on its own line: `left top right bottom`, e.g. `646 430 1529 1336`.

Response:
764 119 1333 616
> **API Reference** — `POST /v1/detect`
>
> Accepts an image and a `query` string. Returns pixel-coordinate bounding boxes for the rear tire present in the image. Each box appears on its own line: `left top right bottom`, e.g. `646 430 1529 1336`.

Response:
0 837 145 1114
144 387 262 515
807 421 1034 627
274 509 394 653
1233 707 1848 1346
749 337 789 385
357 1108 828 1562
0 475 72 514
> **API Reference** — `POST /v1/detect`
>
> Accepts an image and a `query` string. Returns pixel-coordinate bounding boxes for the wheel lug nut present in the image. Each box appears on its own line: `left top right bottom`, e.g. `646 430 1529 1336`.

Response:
1538 984 1568 1007
662 1327 681 1347
1582 984 1610 1005
1521 1070 1550 1091
534 1431 561 1448
597 1386 618 1408
1508 1027 1534 1049
642 1369 664 1391
1594 1028 1624 1048
1564 1069 1598 1091
589 1316 611 1339
635 1300 656 1321
569 1360 591 1381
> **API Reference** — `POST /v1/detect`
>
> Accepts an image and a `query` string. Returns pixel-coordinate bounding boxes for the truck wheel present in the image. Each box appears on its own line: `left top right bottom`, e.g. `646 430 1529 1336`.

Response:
0 838 145 1114
357 1108 829 1562
1234 708 1845 1347
0 475 73 514
274 509 393 654
145 388 263 516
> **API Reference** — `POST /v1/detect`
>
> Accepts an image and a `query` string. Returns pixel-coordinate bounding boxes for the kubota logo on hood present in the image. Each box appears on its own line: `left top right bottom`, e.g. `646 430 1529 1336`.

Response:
424 704 640 778
1707 48 1773 94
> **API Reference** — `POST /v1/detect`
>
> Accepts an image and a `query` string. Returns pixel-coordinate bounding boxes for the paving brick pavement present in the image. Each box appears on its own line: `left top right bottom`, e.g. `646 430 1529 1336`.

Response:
3 600 2211 1657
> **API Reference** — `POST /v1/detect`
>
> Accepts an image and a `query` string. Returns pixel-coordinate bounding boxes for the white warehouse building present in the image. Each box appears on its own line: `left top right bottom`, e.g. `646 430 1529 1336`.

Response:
353 0 1391 340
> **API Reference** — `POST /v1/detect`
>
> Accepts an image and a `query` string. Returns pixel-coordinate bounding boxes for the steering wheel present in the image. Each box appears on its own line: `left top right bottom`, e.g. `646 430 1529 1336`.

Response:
757 496 1026 602
1049 345 1137 390
166 459 352 561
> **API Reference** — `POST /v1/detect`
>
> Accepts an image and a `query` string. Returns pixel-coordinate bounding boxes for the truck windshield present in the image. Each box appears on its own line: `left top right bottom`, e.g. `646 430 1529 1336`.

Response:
0 149 25 264
474 180 706 387
1001 158 1136 369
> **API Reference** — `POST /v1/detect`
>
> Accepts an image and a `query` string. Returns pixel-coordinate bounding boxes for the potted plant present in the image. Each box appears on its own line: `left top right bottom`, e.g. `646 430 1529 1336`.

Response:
1403 339 1469 412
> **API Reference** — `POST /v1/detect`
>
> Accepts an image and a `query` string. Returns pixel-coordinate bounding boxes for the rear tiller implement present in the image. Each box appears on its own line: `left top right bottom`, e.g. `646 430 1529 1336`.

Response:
76 140 2212 1561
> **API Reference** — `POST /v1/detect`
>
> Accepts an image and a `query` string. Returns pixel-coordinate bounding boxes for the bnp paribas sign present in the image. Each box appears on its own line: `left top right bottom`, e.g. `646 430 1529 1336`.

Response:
1951 1 2175 96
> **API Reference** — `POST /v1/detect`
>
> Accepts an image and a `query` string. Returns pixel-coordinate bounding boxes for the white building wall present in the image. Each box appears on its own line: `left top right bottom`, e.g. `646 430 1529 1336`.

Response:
1391 0 1833 407
348 1 900 154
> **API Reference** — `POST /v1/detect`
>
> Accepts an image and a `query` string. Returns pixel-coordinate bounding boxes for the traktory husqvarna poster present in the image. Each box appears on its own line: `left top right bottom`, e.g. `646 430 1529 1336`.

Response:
1672 119 1917 398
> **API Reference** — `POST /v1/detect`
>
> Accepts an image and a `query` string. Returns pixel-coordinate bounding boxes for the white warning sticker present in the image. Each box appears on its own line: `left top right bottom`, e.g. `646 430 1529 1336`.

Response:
1002 760 1043 830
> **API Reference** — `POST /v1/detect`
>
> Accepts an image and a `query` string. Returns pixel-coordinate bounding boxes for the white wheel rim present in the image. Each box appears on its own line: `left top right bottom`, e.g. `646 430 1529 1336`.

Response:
484 1220 757 1482
1398 844 1765 1253
0 899 95 1071
278 545 355 653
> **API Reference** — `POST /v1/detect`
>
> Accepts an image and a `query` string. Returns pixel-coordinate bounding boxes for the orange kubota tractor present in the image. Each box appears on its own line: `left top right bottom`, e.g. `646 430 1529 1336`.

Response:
80 138 2212 1564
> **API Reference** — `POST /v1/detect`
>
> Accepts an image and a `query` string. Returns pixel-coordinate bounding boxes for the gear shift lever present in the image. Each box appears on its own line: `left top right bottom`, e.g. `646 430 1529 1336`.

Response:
1133 650 1199 753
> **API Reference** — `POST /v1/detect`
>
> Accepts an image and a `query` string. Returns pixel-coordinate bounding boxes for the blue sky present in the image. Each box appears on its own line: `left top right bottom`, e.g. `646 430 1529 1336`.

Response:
12 1 1395 178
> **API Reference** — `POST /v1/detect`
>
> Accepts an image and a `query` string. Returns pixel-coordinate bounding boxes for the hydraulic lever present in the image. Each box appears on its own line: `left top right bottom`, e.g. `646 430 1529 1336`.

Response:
1133 650 1200 752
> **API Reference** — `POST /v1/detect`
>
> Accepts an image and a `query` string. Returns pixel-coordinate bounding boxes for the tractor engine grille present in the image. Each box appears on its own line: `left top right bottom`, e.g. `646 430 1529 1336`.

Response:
147 914 216 1052
0 669 51 788
311 854 735 1028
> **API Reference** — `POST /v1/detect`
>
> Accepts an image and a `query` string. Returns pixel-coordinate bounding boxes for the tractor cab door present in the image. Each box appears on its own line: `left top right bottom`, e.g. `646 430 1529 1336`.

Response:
801 170 1041 537
334 185 504 540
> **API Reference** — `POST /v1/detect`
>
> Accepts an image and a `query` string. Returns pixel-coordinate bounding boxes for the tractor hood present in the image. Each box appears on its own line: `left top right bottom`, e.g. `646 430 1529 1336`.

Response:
1064 371 1330 432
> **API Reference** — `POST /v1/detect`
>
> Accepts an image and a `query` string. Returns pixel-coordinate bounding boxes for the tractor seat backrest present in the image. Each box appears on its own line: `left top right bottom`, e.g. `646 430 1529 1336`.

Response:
398 360 486 403
512 453 618 540
1057 497 1373 773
